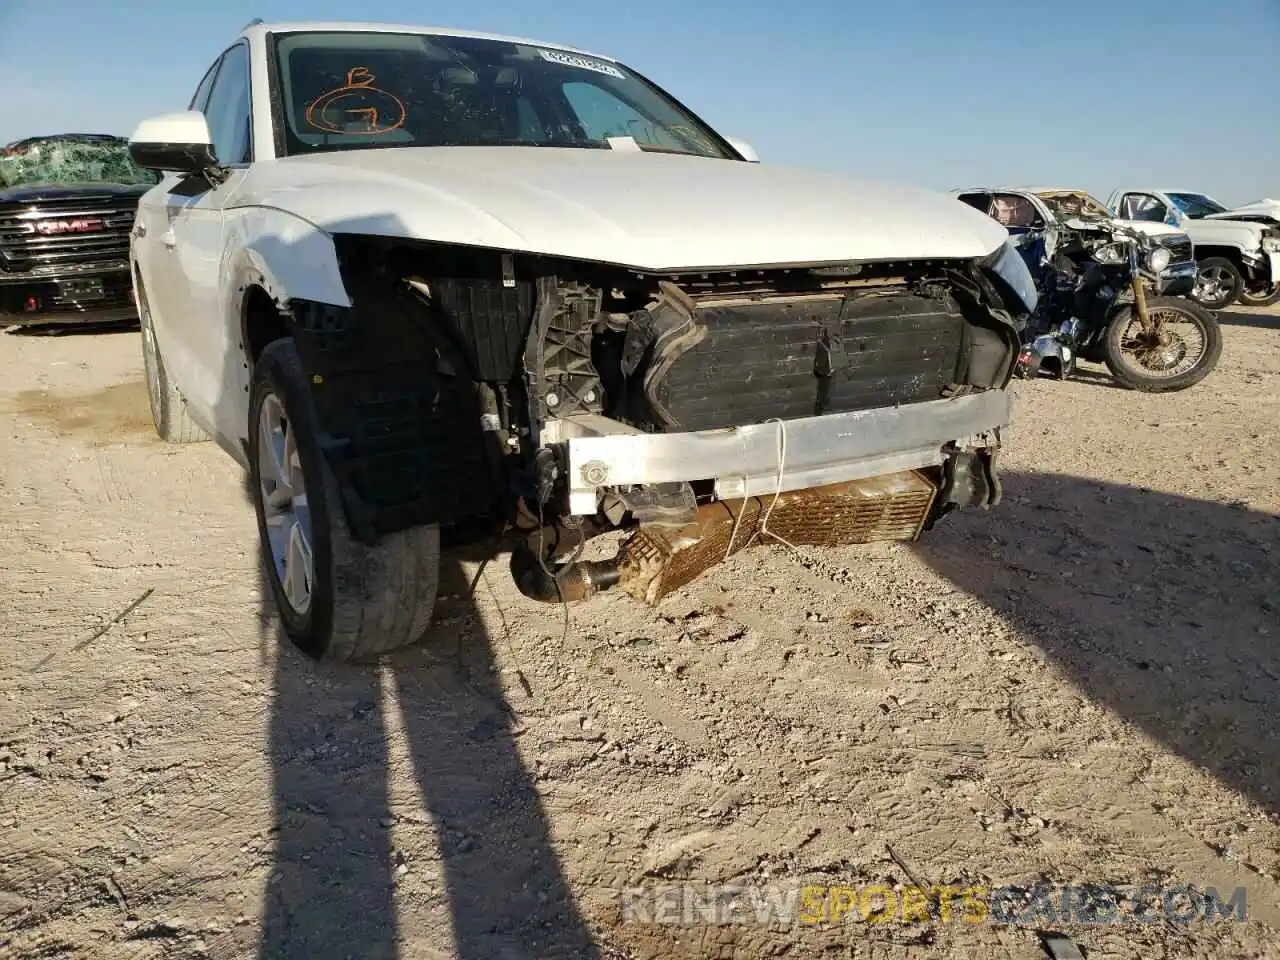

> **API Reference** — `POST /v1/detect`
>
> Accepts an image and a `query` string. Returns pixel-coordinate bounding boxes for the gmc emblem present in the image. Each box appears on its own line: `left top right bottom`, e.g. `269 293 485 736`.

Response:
34 218 104 236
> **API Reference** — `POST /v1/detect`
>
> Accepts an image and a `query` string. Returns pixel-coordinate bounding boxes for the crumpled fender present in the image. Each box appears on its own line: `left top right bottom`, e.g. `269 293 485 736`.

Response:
223 205 351 311
220 207 506 545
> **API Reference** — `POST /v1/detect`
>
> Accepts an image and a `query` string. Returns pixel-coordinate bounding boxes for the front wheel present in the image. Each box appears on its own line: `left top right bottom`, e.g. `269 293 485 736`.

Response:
1103 297 1222 393
248 338 442 662
1237 281 1280 308
1191 257 1243 310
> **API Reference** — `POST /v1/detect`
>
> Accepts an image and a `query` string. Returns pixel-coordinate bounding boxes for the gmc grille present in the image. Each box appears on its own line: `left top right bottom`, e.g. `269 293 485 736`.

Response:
1155 234 1194 263
0 196 137 273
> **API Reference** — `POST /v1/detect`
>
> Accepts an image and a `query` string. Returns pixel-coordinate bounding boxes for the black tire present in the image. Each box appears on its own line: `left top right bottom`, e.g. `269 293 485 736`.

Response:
1191 257 1243 310
248 338 441 662
137 281 209 443
1237 282 1280 308
1103 297 1223 393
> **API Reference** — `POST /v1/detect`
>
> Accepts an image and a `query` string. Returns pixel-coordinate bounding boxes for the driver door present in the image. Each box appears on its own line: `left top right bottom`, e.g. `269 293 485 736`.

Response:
1114 192 1179 237
147 41 253 439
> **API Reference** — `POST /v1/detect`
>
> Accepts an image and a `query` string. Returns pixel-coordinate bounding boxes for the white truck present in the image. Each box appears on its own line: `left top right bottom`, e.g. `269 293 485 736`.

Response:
125 20 1035 663
1106 189 1280 309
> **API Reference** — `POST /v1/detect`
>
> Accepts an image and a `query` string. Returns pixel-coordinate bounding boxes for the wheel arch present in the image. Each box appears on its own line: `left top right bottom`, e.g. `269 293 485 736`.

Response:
1192 245 1247 269
224 205 352 360
239 280 291 370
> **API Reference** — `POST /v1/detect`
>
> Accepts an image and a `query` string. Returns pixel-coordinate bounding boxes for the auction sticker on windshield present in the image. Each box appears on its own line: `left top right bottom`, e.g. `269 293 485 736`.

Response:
537 48 625 79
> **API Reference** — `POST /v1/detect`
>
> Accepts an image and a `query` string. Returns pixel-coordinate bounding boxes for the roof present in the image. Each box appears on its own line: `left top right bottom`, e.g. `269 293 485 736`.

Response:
1025 187 1091 195
951 186 1024 195
240 20 613 61
953 186 1047 197
1114 188 1217 198
955 185 1106 200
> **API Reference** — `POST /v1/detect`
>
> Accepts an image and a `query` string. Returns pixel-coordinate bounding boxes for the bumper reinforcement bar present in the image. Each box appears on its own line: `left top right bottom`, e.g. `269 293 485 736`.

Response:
560 390 1013 515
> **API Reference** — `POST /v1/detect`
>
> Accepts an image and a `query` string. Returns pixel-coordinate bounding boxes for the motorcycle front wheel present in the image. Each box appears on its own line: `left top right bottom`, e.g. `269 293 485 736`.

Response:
1103 297 1223 393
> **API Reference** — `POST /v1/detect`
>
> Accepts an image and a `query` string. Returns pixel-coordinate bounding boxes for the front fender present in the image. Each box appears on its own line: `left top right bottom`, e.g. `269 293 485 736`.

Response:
220 207 506 545
224 205 351 310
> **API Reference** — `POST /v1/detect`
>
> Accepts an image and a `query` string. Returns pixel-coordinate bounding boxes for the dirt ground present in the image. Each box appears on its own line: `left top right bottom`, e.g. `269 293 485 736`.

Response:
1 305 1278 960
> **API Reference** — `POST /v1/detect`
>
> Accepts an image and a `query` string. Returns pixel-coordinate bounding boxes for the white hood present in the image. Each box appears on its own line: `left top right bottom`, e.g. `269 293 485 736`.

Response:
1205 198 1280 225
236 147 1008 272
1113 218 1185 239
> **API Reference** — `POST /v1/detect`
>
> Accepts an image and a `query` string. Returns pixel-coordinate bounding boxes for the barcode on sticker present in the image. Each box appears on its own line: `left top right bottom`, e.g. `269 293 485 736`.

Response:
538 49 625 79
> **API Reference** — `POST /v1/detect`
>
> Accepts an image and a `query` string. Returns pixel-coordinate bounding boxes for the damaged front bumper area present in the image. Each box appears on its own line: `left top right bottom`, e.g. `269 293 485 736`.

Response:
514 392 1009 604
306 236 1029 608
1155 259 1198 297
551 390 1009 514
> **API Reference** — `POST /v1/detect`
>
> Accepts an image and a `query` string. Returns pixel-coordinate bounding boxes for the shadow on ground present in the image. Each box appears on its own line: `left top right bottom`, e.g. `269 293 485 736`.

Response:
239 475 600 960
2 319 139 337
912 470 1280 814
1218 308 1280 331
1054 365 1128 391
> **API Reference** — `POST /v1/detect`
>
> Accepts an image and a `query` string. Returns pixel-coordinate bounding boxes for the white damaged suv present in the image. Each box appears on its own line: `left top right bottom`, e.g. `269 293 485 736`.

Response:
127 21 1036 662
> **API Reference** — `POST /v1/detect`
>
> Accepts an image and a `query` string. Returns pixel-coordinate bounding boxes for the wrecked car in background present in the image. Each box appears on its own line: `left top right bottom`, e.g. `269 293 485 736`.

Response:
953 187 1200 299
954 186 1220 392
0 134 158 328
127 20 1036 663
1107 188 1280 309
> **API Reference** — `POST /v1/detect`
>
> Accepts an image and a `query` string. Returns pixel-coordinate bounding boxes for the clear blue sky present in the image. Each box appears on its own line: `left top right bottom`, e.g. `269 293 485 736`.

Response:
1 0 1276 205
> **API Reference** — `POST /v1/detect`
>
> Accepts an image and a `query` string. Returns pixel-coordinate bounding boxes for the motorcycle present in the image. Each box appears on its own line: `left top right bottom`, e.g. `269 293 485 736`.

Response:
1013 218 1222 392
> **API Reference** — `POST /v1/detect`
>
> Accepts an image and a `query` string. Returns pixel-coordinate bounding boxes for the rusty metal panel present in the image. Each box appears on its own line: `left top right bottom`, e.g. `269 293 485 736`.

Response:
617 469 937 604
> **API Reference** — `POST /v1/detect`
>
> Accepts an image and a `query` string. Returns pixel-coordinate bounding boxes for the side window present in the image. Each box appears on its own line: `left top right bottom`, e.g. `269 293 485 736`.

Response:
956 192 993 215
1121 193 1168 223
188 56 223 113
990 194 1042 230
203 42 253 166
561 81 688 152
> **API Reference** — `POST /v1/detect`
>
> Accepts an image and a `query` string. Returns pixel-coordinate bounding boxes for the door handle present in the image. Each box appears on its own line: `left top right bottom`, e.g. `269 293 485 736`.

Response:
161 230 177 250
132 221 147 239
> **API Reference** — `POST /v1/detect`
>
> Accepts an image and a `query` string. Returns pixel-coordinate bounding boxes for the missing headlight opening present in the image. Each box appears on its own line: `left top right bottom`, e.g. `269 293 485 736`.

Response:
283 235 1023 605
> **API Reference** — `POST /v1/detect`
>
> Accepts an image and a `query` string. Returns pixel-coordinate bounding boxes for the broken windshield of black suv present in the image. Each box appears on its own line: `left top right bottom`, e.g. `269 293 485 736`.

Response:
0 135 160 190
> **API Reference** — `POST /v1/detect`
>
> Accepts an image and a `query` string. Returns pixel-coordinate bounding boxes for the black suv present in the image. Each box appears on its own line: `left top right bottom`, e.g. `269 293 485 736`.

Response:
0 134 159 328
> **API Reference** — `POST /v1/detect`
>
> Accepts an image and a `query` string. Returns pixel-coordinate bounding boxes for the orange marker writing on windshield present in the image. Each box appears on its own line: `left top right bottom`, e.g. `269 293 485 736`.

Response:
304 67 406 135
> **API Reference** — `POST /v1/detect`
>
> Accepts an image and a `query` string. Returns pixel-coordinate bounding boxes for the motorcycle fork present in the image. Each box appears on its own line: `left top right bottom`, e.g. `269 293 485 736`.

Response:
1131 274 1155 333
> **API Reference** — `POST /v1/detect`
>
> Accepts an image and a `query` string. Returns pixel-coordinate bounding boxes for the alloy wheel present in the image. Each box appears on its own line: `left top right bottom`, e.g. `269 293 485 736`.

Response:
256 392 314 615
139 308 164 430
1194 265 1231 304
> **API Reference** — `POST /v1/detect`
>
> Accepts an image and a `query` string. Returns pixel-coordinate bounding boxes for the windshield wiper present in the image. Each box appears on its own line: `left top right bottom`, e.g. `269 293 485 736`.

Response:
632 144 717 158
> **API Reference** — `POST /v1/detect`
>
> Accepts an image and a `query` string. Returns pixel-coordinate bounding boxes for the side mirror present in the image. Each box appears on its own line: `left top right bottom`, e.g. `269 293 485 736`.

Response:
725 137 760 163
128 111 218 175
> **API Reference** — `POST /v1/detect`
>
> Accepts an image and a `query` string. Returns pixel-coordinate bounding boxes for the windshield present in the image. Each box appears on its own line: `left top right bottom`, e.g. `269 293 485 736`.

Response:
270 31 734 159
1166 192 1227 218
1036 191 1112 220
0 136 160 189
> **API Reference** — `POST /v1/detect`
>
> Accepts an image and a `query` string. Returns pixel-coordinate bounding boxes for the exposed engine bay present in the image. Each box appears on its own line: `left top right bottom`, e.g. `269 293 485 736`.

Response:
282 236 1025 602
